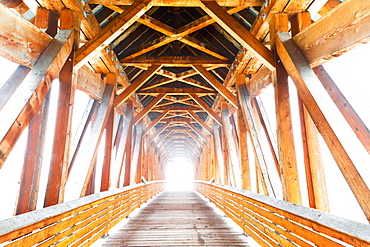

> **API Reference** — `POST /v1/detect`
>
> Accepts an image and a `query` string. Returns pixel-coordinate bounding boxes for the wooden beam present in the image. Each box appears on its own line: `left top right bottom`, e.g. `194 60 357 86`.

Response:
101 101 115 191
0 66 30 111
271 13 301 204
137 15 229 60
44 8 79 207
156 130 173 145
45 50 76 206
237 79 280 198
275 31 370 222
133 94 166 125
0 20 75 168
246 66 273 98
75 66 105 100
120 56 231 67
293 0 370 67
146 68 214 91
189 94 222 125
143 110 170 135
199 1 275 71
150 122 171 143
130 123 144 184
193 65 238 108
314 66 370 155
53 0 131 88
140 78 176 90
114 65 161 108
79 84 115 197
16 92 50 215
89 0 264 6
292 11 329 212
178 36 229 60
187 110 213 135
221 101 241 187
74 0 153 67
137 87 216 95
123 36 173 60
253 98 280 180
185 120 206 141
236 106 250 190
0 4 51 68
123 102 134 187
122 6 244 60
213 124 224 184
152 106 202 111
184 129 203 146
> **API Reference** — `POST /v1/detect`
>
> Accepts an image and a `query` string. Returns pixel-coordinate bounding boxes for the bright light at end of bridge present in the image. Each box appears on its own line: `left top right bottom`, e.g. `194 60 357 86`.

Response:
166 156 194 191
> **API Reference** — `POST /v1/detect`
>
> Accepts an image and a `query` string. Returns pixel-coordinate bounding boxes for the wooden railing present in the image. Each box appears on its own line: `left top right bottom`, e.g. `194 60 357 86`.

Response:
194 181 370 247
0 181 165 246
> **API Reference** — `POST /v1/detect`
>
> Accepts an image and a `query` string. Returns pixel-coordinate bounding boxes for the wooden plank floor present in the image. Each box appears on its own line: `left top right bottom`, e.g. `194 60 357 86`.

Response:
101 191 253 246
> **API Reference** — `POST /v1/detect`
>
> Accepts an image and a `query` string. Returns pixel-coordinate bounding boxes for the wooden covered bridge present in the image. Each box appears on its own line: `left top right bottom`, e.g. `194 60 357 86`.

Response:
1 0 370 245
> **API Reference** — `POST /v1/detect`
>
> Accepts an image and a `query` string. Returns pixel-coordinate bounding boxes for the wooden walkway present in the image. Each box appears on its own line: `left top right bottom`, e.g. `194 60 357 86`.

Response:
101 191 253 246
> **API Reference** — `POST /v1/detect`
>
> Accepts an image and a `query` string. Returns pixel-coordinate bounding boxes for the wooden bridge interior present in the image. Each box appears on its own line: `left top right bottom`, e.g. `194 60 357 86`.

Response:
1 0 370 246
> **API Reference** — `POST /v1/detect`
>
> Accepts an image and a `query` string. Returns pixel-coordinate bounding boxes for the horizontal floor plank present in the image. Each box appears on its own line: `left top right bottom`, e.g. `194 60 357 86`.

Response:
101 191 253 246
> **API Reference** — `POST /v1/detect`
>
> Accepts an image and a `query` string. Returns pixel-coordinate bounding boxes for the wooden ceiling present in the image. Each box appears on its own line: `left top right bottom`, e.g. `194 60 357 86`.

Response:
1 0 342 164
75 0 317 162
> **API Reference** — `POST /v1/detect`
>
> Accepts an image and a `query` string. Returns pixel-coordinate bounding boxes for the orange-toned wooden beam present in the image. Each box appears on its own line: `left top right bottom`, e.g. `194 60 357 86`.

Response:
0 12 75 169
193 65 238 108
114 65 161 108
199 1 275 71
132 93 166 125
189 94 222 125
275 31 370 222
74 0 153 67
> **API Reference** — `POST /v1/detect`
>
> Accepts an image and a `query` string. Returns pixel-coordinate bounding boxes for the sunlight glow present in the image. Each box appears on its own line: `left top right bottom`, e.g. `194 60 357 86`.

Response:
165 157 194 191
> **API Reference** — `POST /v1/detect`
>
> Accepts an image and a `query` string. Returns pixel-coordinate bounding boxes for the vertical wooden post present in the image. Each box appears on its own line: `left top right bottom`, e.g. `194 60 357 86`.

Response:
101 107 115 192
15 6 57 215
213 123 225 184
292 11 329 211
276 30 370 222
123 103 134 186
85 160 97 196
131 122 144 185
209 135 216 182
253 98 281 179
237 107 251 191
135 132 144 184
237 75 280 197
141 138 148 181
16 92 50 215
79 83 115 197
115 102 133 187
44 9 77 207
68 101 99 178
271 12 302 205
221 101 241 187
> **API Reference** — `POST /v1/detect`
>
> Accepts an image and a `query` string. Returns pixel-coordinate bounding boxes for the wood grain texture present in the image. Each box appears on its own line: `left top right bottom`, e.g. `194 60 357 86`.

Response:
276 32 370 222
293 0 370 67
102 191 252 246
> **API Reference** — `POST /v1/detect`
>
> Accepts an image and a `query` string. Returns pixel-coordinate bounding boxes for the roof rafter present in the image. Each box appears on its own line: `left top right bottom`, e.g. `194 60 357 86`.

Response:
193 65 238 108
133 93 167 125
120 56 231 67
114 64 161 107
121 6 245 59
88 0 264 7
198 1 275 71
75 0 153 67
189 94 222 125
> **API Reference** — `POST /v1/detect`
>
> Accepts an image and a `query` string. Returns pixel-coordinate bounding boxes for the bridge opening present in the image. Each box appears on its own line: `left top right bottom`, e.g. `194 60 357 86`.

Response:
165 156 194 191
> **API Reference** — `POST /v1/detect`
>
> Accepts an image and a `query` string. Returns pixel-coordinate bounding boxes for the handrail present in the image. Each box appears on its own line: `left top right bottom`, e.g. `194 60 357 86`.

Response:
194 181 370 247
0 181 165 246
